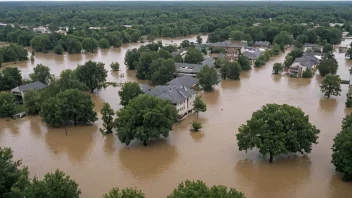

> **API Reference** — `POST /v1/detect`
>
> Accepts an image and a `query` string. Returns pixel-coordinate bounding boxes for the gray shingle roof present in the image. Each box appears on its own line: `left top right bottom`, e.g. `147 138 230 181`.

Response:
254 41 270 46
303 43 319 48
243 51 262 60
13 81 47 92
293 54 319 69
175 63 204 73
139 84 151 93
201 57 214 67
167 76 198 88
146 85 195 104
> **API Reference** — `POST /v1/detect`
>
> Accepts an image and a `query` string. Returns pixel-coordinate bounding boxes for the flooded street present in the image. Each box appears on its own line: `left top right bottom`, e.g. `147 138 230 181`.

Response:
1 35 352 198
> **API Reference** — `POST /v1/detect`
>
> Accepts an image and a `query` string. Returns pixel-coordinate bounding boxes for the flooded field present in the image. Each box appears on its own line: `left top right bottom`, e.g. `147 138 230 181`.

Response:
1 35 352 198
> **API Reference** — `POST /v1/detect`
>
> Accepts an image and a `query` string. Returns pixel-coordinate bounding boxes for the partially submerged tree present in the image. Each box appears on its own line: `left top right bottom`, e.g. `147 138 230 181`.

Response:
318 59 338 77
29 64 53 84
237 55 251 71
331 114 352 181
23 89 41 115
82 37 98 53
115 94 177 146
110 62 120 71
118 82 143 106
167 180 246 198
0 92 16 117
100 103 115 134
194 95 207 116
320 74 341 98
237 104 320 163
184 48 203 64
220 62 241 80
196 35 203 44
272 62 283 74
197 65 219 92
103 188 145 198
0 67 22 91
192 122 202 132
75 60 107 93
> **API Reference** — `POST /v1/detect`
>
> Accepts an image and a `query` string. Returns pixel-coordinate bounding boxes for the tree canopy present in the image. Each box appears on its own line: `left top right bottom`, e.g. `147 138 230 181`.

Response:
320 74 341 98
118 82 143 106
29 64 53 84
103 188 145 198
115 94 177 146
0 91 16 117
237 104 320 163
194 95 207 116
318 59 338 77
75 60 108 93
197 65 219 92
0 67 22 91
184 48 204 64
100 103 115 134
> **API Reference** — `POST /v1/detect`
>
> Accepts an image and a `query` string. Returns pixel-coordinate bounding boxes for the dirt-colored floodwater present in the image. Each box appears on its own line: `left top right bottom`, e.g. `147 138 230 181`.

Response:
1 35 352 198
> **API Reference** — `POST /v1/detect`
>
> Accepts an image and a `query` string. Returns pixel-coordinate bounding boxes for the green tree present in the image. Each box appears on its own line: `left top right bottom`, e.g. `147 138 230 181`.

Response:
124 49 140 70
23 89 41 115
53 44 64 55
194 95 207 116
237 55 251 71
320 74 341 98
150 58 176 85
0 92 16 117
237 104 320 163
192 121 202 132
66 38 82 54
0 147 30 197
99 103 115 134
284 55 294 68
184 48 204 64
103 188 145 198
288 47 303 59
273 31 293 46
75 61 107 93
214 57 225 68
82 37 98 53
0 67 22 91
180 40 191 48
174 54 183 63
230 31 244 41
331 114 352 181
220 62 241 80
272 62 283 74
323 43 333 53
158 49 172 59
167 180 245 198
110 62 120 71
29 64 53 84
136 52 157 80
98 38 110 49
118 82 143 106
25 170 81 198
30 35 50 52
271 44 281 55
197 65 219 92
196 35 203 44
41 89 97 127
115 94 177 146
318 59 338 77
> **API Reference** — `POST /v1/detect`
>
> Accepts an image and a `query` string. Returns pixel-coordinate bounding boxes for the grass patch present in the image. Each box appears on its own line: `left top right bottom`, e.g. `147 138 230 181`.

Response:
14 104 26 114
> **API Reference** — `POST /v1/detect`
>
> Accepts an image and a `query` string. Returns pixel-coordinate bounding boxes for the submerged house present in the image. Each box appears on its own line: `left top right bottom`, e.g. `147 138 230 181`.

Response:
303 43 322 52
253 41 270 48
243 50 263 61
11 81 47 100
146 76 198 118
289 54 321 77
175 57 214 77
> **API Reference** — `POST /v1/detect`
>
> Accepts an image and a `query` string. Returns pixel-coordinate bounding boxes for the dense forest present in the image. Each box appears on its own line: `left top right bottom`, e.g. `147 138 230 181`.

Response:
0 1 350 56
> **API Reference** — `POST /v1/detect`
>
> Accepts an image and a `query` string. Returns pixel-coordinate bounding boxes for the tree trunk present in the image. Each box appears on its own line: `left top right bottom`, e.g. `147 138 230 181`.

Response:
197 111 199 117
90 88 94 93
269 153 273 163
143 140 148 146
327 90 331 98
74 120 77 126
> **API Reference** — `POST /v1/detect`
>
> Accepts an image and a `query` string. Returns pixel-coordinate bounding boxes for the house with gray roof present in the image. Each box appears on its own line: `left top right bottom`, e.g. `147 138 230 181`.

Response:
243 50 263 60
146 84 196 118
139 84 151 93
175 57 214 77
167 75 198 88
303 43 322 52
289 54 321 77
11 81 47 99
253 41 270 48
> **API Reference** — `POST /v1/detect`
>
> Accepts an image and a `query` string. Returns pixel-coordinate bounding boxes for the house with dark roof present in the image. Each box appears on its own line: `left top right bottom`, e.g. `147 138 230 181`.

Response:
167 75 198 88
139 84 151 93
11 81 47 99
303 43 322 52
243 50 263 60
253 41 270 48
175 57 214 77
289 54 321 77
146 84 196 118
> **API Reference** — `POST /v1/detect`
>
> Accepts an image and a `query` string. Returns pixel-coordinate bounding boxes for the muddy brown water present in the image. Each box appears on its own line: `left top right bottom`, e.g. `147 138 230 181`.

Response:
1 35 352 198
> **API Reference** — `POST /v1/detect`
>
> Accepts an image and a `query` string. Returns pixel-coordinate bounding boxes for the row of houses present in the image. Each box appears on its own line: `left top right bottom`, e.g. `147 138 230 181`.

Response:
140 75 198 118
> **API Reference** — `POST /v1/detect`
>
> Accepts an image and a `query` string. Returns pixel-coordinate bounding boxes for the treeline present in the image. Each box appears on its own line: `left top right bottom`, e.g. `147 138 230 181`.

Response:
0 2 347 55
0 44 28 66
0 147 246 198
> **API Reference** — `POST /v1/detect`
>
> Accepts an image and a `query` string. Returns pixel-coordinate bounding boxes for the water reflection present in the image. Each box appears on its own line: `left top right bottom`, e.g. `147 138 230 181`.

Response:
287 77 311 88
319 98 338 113
118 140 178 180
272 74 282 83
235 155 311 198
44 125 96 163
328 175 352 198
103 134 118 154
221 79 241 90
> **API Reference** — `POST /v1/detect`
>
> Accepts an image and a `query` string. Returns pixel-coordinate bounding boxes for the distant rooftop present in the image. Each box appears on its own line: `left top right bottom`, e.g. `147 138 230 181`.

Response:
11 81 47 93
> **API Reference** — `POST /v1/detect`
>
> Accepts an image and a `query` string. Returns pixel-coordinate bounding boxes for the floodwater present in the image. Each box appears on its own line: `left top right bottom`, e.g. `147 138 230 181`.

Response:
1 35 352 198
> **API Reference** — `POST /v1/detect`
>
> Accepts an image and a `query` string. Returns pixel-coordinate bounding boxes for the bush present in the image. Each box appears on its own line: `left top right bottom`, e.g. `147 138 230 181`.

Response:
110 62 120 71
192 121 202 132
302 70 313 78
99 38 110 49
346 95 352 108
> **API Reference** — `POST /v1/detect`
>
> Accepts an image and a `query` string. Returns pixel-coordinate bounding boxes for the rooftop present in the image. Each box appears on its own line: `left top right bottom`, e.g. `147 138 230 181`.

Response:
254 41 270 46
167 76 198 88
12 81 47 93
139 84 151 93
146 85 195 104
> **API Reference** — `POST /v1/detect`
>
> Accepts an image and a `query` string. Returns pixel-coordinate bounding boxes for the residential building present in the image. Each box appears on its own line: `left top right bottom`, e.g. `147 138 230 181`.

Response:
243 49 263 61
208 40 247 55
253 41 270 48
139 84 151 93
33 26 50 34
303 43 321 52
146 76 198 118
175 57 214 77
11 81 47 99
289 54 321 77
